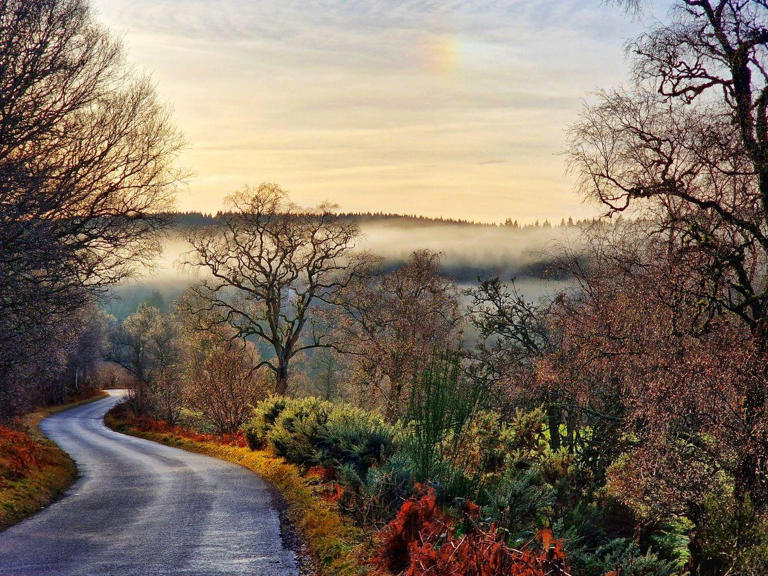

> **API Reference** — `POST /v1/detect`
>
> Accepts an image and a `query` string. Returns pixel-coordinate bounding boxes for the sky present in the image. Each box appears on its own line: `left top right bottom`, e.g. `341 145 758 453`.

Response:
90 0 671 223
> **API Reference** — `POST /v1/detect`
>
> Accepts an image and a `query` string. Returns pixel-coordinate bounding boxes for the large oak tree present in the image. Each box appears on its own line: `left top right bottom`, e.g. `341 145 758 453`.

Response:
182 184 359 394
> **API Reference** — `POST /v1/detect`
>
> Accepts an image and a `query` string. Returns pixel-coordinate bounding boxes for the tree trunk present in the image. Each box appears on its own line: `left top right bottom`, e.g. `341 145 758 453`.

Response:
274 359 289 395
546 402 561 452
385 380 403 422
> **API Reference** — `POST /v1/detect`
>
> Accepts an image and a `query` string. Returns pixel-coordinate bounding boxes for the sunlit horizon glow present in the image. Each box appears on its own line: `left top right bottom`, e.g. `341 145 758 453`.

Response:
91 0 671 224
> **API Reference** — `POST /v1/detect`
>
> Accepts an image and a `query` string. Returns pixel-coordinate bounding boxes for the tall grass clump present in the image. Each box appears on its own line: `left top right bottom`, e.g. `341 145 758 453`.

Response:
401 353 486 489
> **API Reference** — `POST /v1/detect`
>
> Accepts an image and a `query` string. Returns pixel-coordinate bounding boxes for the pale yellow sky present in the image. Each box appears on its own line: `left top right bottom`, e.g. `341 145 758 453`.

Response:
91 0 668 223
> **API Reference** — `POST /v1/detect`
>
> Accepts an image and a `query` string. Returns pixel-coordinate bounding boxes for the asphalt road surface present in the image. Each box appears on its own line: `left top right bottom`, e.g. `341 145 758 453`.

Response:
0 391 297 576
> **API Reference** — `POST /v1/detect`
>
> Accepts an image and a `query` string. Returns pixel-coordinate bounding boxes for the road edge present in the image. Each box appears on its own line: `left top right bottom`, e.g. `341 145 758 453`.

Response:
104 406 371 576
0 391 109 531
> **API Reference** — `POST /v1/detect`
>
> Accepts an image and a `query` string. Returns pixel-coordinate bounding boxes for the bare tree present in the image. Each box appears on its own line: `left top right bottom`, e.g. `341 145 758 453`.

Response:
184 329 266 435
466 278 563 446
149 313 186 426
569 0 768 507
0 0 182 410
467 277 552 378
111 304 161 386
110 303 162 413
110 303 186 422
60 303 111 397
336 250 462 420
182 184 359 394
571 1 768 334
0 296 111 418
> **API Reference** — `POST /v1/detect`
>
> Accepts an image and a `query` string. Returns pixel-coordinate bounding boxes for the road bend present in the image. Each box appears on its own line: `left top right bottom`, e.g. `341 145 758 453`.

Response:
0 390 297 576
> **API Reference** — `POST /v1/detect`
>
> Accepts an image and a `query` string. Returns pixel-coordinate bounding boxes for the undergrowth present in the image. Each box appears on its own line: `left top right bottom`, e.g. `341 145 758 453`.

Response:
0 389 107 531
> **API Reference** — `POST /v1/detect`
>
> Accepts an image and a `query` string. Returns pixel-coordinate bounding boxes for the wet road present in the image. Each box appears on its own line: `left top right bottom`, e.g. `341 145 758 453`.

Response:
0 391 296 575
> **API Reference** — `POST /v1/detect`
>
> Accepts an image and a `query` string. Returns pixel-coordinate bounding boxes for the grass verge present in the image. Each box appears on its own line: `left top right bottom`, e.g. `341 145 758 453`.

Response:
105 405 371 576
0 390 109 531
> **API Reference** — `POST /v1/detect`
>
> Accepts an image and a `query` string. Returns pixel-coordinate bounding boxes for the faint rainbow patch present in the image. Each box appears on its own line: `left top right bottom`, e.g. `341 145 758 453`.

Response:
424 35 459 73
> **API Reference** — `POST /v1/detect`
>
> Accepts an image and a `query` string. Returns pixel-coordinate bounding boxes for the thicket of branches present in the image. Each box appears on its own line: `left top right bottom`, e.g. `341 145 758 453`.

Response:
0 0 181 417
180 184 359 394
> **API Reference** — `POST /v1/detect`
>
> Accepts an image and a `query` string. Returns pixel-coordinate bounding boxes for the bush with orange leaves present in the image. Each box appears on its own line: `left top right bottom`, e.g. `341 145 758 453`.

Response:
0 426 43 485
107 403 247 448
373 488 570 576
0 421 78 530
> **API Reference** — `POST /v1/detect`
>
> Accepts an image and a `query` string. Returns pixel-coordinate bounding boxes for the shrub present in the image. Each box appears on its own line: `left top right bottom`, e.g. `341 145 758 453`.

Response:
434 460 479 504
482 467 556 542
0 426 42 484
372 488 571 576
403 353 485 482
321 404 395 476
648 518 693 574
246 397 397 476
509 407 549 457
0 426 76 531
266 397 334 466
695 493 768 575
184 336 266 435
558 499 679 576
446 410 514 483
588 539 677 576
373 487 443 573
336 452 414 526
243 396 290 449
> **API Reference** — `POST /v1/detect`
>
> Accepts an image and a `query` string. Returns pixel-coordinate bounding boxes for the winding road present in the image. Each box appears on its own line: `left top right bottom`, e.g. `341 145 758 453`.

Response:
0 391 297 575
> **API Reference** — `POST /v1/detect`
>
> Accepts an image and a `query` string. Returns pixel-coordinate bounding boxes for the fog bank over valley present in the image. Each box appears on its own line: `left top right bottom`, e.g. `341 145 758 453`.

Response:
104 215 584 320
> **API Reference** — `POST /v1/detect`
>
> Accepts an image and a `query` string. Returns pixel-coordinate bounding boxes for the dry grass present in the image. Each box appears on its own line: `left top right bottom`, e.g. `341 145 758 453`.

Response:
0 432 75 531
0 390 108 531
106 407 372 576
